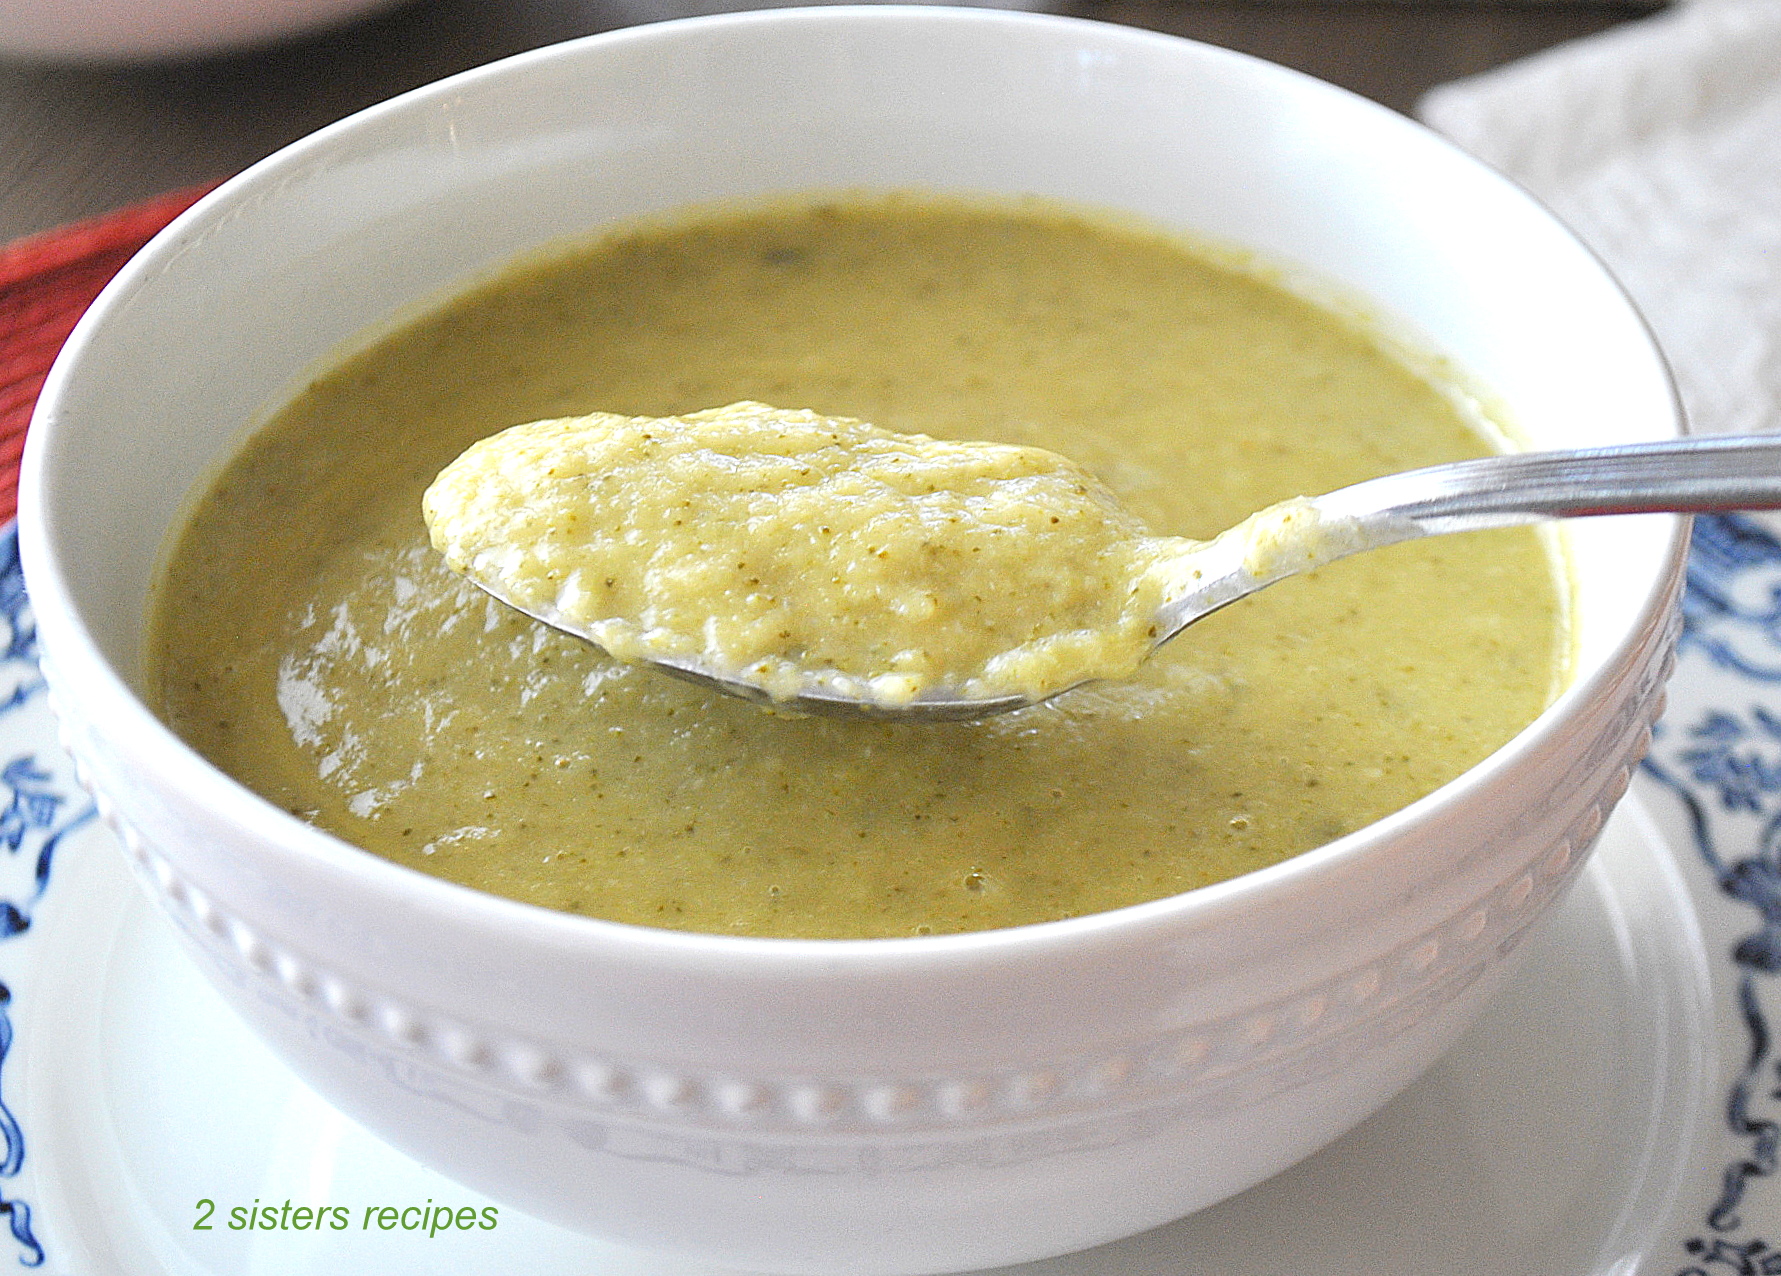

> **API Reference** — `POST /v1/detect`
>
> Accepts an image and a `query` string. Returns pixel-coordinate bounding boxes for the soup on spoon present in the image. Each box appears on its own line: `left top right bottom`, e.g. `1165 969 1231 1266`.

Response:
422 400 1202 712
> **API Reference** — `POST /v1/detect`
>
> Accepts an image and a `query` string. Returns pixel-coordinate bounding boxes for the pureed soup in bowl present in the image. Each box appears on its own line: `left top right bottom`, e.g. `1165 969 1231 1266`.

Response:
20 9 1685 1273
148 194 1566 940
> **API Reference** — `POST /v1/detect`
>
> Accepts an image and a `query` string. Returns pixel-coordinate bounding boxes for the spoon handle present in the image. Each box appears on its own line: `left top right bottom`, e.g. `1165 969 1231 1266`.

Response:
1319 434 1781 536
1155 435 1781 652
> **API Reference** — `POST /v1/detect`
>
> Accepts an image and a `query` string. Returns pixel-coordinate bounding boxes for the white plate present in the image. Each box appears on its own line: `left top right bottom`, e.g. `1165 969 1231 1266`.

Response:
2 514 1780 1276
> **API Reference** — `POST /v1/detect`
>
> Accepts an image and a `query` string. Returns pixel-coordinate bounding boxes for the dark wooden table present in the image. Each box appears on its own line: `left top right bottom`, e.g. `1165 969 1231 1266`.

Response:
0 0 1657 243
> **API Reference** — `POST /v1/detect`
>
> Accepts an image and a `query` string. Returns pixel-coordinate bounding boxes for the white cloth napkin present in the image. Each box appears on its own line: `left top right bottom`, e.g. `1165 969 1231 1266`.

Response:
1419 0 1781 438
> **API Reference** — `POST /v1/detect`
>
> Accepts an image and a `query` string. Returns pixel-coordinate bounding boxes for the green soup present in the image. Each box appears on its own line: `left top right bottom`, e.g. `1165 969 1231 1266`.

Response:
148 195 1566 939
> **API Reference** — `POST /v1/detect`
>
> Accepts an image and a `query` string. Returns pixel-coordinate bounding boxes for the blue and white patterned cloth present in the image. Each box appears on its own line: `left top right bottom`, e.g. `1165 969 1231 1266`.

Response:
0 525 93 1269
1645 514 1781 1276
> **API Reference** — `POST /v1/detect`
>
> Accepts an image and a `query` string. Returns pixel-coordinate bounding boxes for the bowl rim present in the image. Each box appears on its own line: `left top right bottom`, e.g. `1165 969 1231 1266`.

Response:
17 4 1691 969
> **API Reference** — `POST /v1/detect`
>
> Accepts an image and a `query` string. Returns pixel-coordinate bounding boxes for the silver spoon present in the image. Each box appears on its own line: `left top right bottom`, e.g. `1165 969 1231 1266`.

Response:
479 434 1781 723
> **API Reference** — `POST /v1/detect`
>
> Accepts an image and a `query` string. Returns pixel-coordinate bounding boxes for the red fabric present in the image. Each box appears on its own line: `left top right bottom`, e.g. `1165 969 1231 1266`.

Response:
0 181 221 524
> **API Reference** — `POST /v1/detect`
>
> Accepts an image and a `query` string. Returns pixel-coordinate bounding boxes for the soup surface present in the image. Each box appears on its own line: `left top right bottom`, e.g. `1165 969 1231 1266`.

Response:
149 195 1565 939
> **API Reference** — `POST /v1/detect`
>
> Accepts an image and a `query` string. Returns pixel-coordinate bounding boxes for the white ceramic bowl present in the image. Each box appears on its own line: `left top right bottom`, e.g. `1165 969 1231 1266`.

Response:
19 9 1685 1274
